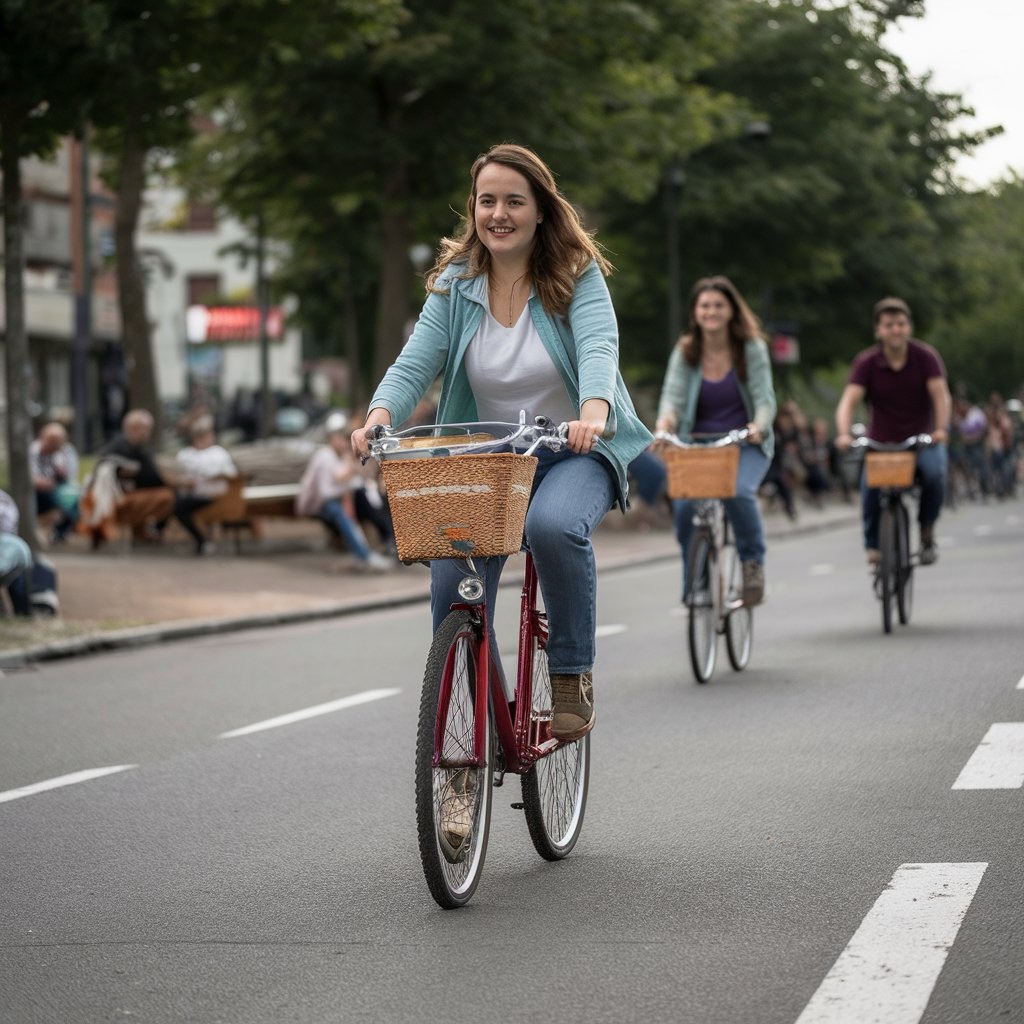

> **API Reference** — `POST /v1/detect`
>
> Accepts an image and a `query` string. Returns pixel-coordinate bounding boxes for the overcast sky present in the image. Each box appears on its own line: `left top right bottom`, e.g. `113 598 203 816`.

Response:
882 0 1023 188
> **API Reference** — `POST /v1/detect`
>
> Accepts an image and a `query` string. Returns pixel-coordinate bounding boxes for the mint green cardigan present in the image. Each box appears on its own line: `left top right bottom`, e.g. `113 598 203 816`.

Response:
656 338 777 459
369 261 653 510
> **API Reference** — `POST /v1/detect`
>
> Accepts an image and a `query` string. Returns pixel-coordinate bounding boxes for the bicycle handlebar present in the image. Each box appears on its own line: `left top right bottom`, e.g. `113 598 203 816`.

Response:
653 427 751 449
364 413 568 463
849 433 933 452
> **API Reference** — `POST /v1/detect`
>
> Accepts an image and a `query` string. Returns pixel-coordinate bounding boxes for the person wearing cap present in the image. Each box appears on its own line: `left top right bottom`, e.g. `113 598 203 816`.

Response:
295 414 394 573
835 297 950 566
172 416 238 555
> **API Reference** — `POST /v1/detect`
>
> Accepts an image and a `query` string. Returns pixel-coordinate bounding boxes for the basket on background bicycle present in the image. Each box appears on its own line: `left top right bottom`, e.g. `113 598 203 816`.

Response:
660 444 740 499
380 452 537 561
863 451 915 489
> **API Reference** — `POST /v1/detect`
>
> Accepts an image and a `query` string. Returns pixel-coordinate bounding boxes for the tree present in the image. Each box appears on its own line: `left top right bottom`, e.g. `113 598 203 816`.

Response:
184 0 735 401
1 0 105 547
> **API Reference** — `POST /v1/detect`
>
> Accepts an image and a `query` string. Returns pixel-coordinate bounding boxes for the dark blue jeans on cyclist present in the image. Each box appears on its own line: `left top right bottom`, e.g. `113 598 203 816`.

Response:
860 443 947 550
429 447 615 682
671 445 769 594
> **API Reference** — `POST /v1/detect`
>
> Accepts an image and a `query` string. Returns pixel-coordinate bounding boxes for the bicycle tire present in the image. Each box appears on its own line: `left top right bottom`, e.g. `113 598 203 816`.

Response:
878 504 896 634
415 610 494 909
896 499 914 625
722 541 753 671
521 625 590 860
686 529 717 683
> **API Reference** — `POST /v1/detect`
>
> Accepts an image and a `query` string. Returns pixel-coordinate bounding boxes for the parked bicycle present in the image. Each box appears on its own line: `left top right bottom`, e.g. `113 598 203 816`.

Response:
850 433 933 634
366 415 589 909
655 429 753 684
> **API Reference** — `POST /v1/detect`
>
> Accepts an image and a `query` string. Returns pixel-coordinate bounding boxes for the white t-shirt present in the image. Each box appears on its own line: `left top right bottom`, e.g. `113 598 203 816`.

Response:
174 445 237 498
464 303 576 441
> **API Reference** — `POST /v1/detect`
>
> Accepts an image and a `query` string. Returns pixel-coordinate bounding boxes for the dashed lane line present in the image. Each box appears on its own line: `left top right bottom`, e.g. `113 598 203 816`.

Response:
951 723 1024 789
795 862 988 1024
218 688 401 739
0 765 137 805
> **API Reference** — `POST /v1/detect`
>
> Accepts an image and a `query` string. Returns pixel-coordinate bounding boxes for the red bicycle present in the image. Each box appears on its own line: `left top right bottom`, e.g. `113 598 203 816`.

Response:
367 417 590 909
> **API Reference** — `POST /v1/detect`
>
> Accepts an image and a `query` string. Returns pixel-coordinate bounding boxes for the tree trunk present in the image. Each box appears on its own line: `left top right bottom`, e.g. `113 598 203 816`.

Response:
114 125 161 440
2 122 39 554
372 164 412 390
341 256 363 408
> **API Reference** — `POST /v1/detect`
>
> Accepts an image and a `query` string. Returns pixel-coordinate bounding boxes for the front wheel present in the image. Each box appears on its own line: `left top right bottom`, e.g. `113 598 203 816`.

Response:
722 542 753 670
521 628 590 860
686 530 717 683
878 504 897 635
896 501 914 625
415 610 494 909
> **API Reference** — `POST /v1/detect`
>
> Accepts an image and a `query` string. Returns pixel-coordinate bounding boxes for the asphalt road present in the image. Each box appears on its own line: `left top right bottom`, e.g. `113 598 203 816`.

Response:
1 497 1022 1024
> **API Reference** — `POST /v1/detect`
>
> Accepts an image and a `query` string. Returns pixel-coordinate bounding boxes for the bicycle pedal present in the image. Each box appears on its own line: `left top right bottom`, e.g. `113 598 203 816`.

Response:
510 802 525 810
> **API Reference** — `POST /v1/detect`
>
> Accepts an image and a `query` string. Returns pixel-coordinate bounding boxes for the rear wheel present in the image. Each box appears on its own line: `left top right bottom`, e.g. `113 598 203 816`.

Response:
686 530 717 683
521 623 590 860
722 542 753 671
415 610 493 909
878 504 896 635
896 501 914 625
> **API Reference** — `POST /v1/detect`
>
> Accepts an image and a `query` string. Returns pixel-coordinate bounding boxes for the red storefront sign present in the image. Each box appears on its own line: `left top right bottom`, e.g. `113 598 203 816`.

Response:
186 304 285 343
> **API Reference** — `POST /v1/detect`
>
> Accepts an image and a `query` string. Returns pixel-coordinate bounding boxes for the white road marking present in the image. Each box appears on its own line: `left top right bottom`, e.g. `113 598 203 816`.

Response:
951 723 1024 789
973 524 994 536
1016 673 1024 690
809 564 834 576
219 688 401 739
596 623 627 638
0 765 137 804
795 862 987 1024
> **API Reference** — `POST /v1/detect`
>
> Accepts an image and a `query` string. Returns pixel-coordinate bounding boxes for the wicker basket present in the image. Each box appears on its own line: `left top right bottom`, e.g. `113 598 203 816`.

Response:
380 453 537 561
661 445 740 499
863 451 915 489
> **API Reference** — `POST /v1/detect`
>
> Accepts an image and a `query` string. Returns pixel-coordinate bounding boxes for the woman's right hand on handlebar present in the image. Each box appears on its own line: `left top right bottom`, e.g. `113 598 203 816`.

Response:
350 409 392 460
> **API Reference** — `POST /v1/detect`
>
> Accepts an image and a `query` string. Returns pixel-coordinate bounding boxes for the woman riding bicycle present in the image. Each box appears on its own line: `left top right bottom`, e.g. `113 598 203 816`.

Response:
654 276 777 606
834 296 951 566
351 143 651 741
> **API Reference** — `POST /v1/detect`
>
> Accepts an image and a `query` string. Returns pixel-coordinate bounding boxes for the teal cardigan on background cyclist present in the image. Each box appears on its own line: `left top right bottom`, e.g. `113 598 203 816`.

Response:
655 275 777 607
352 143 651 742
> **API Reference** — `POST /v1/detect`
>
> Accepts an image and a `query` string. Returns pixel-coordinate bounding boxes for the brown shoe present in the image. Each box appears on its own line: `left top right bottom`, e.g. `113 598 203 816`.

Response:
866 548 880 566
741 561 765 605
550 672 595 741
437 768 476 863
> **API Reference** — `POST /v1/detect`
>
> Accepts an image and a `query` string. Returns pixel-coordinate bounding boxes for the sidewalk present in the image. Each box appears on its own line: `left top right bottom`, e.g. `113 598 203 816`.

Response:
0 499 858 668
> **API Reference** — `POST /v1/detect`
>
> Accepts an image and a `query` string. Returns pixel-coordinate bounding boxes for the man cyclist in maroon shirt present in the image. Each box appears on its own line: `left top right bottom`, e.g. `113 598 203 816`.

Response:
835 297 951 565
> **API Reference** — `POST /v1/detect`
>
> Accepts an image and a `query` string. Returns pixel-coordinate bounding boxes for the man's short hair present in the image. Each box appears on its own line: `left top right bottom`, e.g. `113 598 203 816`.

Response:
873 296 912 324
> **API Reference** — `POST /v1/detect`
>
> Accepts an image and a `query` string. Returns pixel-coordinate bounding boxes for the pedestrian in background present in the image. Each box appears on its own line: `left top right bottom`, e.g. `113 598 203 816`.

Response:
172 415 238 555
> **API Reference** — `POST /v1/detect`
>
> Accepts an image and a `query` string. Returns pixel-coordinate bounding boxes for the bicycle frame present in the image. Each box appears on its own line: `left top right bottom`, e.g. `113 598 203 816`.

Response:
433 553 554 776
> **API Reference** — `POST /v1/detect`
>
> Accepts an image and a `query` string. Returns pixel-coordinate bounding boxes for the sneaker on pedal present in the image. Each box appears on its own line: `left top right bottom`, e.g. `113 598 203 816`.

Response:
550 671 594 741
438 768 476 863
741 561 765 606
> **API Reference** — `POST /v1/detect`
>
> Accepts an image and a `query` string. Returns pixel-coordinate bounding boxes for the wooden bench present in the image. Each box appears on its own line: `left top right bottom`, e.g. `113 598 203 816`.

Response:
193 480 305 552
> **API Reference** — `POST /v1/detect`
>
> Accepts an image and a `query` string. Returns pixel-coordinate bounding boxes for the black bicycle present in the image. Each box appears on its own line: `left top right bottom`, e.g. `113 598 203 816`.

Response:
851 434 932 634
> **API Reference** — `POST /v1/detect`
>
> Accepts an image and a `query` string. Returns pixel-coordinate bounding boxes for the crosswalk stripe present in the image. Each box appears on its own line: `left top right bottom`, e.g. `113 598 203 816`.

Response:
951 723 1024 789
0 765 137 804
795 862 987 1024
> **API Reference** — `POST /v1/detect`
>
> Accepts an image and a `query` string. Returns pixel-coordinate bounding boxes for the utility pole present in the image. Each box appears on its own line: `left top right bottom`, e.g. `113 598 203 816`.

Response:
71 128 92 452
255 214 272 439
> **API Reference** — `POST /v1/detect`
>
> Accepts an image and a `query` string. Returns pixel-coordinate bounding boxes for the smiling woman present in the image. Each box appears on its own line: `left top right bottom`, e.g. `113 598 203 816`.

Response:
351 142 653 745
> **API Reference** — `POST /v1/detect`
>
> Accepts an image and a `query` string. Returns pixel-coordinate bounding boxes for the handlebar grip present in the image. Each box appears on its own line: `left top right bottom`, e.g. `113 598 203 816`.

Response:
366 424 386 442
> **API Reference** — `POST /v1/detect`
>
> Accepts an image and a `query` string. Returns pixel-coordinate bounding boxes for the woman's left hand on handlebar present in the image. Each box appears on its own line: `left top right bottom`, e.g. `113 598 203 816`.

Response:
746 422 763 446
930 427 949 444
565 417 605 454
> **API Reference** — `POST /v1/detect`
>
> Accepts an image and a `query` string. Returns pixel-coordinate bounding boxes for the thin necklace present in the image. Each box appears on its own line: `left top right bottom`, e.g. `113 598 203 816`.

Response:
494 271 529 326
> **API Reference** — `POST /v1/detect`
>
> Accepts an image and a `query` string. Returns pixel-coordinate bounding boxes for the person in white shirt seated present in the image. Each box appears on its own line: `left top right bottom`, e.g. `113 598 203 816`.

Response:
172 416 237 555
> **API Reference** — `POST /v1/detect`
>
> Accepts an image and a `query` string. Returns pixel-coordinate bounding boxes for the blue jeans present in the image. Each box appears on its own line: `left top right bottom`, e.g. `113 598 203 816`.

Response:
319 498 372 560
860 443 947 550
430 449 615 676
628 449 667 507
671 445 769 588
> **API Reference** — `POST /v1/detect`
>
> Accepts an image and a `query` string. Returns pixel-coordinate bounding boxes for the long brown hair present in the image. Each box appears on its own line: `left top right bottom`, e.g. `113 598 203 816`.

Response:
426 143 612 317
679 275 761 381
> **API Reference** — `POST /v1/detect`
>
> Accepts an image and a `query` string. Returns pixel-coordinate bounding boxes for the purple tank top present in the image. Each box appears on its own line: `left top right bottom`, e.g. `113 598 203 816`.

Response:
693 371 747 434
